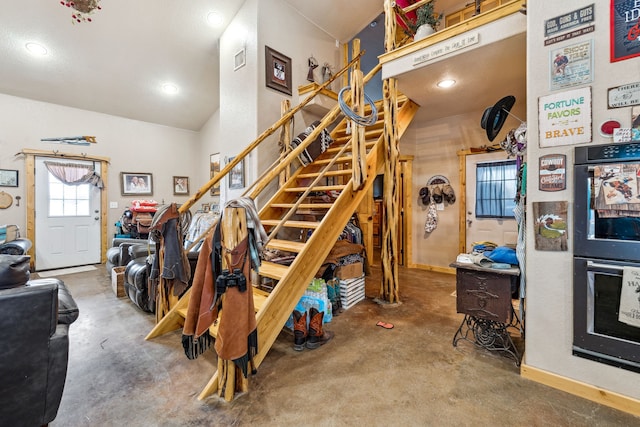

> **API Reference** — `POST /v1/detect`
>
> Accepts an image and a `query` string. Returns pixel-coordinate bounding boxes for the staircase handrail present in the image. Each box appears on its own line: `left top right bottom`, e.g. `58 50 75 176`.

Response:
177 51 365 215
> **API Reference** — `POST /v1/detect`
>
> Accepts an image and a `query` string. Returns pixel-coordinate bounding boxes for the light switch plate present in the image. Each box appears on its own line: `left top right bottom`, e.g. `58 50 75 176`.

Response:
110 201 118 209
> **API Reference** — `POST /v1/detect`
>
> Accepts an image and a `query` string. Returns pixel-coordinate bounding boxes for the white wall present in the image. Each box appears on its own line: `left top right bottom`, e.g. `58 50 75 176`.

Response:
0 93 200 236
407 106 525 270
525 0 640 399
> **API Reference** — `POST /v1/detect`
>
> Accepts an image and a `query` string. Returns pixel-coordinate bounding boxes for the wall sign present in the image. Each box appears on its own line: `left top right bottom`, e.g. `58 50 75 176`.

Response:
549 40 593 90
539 86 592 147
545 4 595 37
533 201 568 251
413 33 479 66
608 81 640 108
539 154 566 192
611 0 640 62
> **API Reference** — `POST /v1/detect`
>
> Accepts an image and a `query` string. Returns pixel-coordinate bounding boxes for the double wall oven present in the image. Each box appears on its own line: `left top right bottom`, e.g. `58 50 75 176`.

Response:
573 142 640 373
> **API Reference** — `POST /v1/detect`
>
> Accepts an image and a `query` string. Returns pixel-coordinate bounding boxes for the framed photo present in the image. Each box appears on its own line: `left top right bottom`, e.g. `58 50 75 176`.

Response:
0 169 18 187
120 172 153 196
228 156 244 189
210 153 221 196
234 48 246 71
265 46 292 95
202 203 210 213
173 176 189 195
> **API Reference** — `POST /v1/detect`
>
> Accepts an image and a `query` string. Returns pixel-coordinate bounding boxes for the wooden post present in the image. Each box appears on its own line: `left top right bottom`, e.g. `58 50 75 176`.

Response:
279 99 292 188
380 0 400 303
351 39 366 191
217 206 249 401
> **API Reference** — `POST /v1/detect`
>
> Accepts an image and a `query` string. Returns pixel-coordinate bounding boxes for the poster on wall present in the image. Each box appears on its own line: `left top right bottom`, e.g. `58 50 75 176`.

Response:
539 86 592 147
549 40 594 90
611 0 640 62
532 201 568 251
539 154 566 191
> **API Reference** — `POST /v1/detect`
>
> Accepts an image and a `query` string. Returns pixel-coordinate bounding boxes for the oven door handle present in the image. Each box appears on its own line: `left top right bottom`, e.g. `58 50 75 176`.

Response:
586 261 625 271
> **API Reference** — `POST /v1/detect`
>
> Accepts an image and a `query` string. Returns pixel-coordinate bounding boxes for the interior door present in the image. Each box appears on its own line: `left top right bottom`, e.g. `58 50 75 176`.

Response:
465 152 518 252
35 157 102 270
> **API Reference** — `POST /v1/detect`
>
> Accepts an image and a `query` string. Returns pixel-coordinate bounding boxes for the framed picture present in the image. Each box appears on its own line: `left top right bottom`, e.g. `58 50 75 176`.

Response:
120 172 153 196
173 176 189 195
210 153 221 196
228 156 244 189
202 203 210 213
265 46 292 95
0 169 18 187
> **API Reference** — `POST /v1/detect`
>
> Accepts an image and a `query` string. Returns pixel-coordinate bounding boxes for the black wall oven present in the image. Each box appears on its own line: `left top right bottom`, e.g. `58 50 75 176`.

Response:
573 143 640 372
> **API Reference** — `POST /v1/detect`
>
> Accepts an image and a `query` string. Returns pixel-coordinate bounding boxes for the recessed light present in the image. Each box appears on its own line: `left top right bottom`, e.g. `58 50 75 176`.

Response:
162 83 179 95
25 42 47 56
437 79 456 88
207 11 223 27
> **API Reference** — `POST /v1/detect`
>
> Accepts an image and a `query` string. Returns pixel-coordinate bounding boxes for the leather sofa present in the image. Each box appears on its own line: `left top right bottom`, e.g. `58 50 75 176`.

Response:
0 255 79 426
123 243 200 313
0 238 32 255
106 237 154 278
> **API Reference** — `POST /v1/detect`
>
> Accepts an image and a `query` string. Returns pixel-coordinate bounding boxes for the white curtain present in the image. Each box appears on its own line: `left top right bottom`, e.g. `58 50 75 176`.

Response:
44 161 104 188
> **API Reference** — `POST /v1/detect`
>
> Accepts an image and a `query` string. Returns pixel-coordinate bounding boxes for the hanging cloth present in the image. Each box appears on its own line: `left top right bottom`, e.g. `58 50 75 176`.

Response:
44 161 104 188
424 198 438 233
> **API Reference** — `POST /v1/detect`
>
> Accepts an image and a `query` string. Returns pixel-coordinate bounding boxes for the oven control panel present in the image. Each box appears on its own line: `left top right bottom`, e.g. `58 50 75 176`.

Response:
576 142 640 163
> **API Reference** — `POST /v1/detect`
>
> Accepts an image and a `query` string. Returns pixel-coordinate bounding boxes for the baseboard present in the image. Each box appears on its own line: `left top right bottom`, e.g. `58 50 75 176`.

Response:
520 363 640 417
411 263 456 275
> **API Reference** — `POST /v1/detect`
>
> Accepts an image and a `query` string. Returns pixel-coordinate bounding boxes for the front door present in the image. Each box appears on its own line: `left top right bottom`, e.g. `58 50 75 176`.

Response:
35 157 102 270
464 151 518 252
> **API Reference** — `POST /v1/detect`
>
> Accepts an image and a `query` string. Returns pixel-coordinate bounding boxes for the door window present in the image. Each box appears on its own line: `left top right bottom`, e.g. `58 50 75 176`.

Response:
48 172 91 216
475 160 517 218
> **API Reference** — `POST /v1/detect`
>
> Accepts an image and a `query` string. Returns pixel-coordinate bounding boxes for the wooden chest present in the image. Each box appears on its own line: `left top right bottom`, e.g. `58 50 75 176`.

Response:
453 263 519 324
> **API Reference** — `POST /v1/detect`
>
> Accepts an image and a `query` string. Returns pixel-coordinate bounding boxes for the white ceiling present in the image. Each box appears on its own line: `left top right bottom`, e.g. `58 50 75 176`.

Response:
0 0 525 131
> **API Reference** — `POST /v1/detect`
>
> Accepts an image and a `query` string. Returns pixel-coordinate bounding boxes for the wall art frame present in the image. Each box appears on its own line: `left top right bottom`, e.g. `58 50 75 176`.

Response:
0 169 18 187
265 46 292 95
173 176 189 195
120 172 153 196
210 153 221 196
228 156 244 189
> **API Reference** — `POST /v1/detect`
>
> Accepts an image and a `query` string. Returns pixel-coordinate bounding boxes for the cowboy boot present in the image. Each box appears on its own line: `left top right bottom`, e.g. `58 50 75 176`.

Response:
306 307 334 349
293 310 307 351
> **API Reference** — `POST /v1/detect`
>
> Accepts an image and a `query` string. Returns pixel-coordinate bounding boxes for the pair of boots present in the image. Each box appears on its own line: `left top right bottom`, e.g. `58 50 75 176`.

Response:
293 307 334 351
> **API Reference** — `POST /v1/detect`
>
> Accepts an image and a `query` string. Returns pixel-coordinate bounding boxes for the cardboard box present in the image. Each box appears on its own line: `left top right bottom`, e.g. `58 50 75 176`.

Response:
336 262 364 280
111 266 126 297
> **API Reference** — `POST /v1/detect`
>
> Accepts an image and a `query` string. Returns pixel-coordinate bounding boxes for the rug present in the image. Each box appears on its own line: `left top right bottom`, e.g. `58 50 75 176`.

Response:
36 265 98 278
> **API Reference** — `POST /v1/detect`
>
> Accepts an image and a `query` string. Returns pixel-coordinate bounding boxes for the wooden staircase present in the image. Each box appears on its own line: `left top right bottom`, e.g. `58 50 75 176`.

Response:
146 93 419 400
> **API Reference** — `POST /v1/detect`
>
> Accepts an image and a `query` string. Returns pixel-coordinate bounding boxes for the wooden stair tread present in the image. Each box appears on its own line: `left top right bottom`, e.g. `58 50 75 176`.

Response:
258 260 289 279
265 239 305 252
270 203 334 209
284 185 345 192
261 219 321 229
297 169 352 178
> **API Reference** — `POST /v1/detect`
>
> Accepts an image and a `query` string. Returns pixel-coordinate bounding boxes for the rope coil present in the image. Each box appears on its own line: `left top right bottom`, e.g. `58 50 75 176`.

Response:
338 86 378 126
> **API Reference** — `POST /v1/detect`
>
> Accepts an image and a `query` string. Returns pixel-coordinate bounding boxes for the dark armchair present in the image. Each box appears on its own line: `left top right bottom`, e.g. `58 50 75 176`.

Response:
0 255 79 426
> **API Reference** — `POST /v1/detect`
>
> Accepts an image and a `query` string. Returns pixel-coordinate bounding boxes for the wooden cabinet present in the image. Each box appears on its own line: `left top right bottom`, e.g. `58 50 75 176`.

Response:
454 266 515 323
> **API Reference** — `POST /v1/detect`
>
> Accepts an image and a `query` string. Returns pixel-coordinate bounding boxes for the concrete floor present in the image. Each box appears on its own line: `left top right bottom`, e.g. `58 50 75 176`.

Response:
48 264 639 427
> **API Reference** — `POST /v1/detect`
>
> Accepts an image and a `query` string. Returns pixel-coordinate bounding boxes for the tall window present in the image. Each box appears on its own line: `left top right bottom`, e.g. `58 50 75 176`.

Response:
48 172 90 216
475 160 517 218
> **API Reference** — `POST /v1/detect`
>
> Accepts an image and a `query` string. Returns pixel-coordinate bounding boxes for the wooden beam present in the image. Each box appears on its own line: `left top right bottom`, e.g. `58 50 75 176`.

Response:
350 39 366 191
380 76 400 303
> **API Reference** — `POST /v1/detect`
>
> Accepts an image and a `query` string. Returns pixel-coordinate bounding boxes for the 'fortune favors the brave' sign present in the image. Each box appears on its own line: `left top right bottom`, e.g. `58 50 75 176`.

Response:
539 86 592 147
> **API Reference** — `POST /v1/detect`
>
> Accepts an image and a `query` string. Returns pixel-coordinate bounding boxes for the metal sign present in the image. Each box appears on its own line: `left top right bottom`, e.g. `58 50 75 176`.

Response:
539 86 592 147
608 81 640 108
545 4 595 37
539 154 566 192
